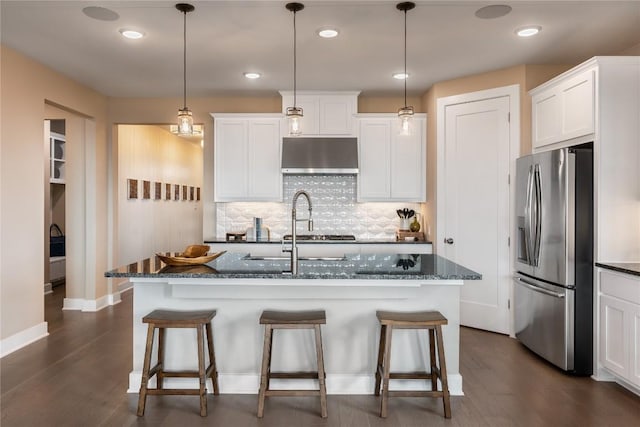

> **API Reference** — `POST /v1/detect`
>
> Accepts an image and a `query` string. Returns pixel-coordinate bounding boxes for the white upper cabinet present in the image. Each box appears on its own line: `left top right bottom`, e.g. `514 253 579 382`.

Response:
356 114 426 202
531 66 595 150
280 91 359 136
49 131 66 184
212 114 283 202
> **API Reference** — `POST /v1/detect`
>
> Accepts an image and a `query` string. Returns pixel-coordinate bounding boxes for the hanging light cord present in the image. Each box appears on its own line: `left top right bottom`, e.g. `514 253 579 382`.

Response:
293 9 298 108
182 9 187 110
403 8 407 108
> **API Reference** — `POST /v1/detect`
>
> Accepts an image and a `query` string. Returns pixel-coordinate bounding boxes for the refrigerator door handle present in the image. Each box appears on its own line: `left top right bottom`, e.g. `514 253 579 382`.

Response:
532 164 542 267
524 166 534 266
514 277 565 299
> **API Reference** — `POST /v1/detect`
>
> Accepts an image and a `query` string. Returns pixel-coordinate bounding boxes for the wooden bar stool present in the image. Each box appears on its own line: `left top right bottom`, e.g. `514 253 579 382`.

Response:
374 310 451 419
137 309 219 417
257 309 327 418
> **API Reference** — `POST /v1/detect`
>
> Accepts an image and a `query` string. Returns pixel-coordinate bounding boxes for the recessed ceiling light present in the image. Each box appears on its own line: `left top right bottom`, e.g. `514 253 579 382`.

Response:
243 72 261 79
516 26 542 37
82 6 120 21
317 27 339 38
475 5 512 19
393 72 409 80
119 29 145 39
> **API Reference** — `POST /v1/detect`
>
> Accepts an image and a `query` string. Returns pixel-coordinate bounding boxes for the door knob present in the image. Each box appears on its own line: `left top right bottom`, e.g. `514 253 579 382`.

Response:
444 238 454 244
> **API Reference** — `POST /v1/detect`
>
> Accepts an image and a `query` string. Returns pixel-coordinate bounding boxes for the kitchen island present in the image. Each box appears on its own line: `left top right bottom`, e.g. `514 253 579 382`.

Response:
106 252 480 396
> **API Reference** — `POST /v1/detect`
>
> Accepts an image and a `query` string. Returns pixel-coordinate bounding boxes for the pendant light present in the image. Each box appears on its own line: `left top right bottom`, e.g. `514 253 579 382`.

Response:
176 3 195 136
397 2 415 136
285 2 304 136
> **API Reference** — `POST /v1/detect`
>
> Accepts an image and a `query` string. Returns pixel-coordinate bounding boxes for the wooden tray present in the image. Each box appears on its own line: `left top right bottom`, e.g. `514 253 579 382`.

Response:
156 251 226 266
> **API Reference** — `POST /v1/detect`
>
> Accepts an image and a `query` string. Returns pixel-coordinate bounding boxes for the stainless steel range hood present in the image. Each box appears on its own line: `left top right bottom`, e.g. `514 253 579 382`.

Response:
281 137 358 174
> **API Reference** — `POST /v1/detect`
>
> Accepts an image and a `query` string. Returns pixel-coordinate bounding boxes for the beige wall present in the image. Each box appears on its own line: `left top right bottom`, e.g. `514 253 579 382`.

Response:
420 64 572 245
117 125 203 267
1 45 108 346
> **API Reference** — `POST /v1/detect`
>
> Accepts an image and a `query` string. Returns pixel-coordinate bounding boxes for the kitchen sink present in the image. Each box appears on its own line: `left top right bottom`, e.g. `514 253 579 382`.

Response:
242 255 347 261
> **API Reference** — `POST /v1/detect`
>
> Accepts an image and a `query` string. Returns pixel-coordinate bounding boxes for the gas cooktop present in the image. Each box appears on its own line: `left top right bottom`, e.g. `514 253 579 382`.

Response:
282 234 356 241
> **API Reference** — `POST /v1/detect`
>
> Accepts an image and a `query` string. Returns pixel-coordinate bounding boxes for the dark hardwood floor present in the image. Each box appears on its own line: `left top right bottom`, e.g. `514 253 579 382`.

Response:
1 285 639 426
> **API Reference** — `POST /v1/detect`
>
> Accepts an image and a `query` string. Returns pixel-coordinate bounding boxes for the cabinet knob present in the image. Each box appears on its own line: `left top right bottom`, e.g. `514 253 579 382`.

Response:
444 238 454 244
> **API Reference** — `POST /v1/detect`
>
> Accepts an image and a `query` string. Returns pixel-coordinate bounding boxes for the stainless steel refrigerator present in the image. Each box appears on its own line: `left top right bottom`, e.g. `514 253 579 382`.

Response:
514 144 593 375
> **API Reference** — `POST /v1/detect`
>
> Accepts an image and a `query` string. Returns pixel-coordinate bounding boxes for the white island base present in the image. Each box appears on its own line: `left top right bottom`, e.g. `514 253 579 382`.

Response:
128 277 464 396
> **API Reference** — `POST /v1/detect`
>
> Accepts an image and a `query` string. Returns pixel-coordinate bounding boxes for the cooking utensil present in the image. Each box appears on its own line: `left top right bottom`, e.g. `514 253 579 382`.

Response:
396 209 403 218
408 209 415 218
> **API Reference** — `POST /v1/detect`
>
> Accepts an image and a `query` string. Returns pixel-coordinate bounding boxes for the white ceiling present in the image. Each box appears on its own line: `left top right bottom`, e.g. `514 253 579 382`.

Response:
2 1 640 98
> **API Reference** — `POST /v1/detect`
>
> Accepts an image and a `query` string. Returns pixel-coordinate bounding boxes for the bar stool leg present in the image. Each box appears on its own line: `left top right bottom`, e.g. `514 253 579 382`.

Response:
374 324 387 396
257 324 273 418
196 324 208 417
435 325 451 418
266 327 274 391
205 323 219 395
137 323 156 417
428 328 437 392
157 327 165 389
314 324 328 418
380 325 393 418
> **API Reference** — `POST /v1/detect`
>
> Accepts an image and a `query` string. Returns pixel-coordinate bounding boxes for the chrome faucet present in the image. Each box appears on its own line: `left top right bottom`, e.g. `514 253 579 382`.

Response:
285 190 313 274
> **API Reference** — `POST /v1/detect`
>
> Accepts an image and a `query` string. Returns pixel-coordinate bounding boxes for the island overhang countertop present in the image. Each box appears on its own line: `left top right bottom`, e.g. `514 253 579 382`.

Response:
105 252 481 281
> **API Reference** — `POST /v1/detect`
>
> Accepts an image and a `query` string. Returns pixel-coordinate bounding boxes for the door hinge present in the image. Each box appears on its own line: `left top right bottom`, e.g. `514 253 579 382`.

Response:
508 237 510 247
508 174 510 184
507 112 511 123
508 299 511 309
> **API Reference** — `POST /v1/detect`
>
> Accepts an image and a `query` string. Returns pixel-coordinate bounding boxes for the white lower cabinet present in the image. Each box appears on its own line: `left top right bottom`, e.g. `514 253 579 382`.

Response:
599 269 640 389
212 114 283 202
356 114 426 202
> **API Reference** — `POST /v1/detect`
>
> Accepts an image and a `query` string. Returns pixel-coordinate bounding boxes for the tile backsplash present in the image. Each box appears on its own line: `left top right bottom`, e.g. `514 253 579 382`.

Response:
215 175 422 240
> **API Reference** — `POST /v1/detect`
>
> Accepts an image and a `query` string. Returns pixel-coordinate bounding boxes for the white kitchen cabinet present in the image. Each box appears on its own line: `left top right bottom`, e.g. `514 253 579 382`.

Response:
356 114 426 202
599 269 640 389
531 68 594 149
212 114 283 202
50 131 66 184
279 91 359 136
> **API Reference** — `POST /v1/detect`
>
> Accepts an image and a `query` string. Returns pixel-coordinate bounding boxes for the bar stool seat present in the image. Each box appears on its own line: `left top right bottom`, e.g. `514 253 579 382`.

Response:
137 309 219 417
375 310 451 419
257 309 328 418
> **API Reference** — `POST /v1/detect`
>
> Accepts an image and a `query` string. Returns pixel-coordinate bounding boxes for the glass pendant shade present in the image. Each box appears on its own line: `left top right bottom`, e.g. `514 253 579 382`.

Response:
398 106 414 136
286 106 303 136
178 107 194 136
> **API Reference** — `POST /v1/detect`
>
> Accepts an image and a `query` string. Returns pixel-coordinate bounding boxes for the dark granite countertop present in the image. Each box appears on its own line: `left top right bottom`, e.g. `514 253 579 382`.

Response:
204 238 433 245
105 252 480 281
596 262 640 277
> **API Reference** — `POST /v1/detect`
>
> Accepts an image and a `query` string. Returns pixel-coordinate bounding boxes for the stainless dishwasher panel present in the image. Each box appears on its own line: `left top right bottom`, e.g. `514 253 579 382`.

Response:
514 274 575 371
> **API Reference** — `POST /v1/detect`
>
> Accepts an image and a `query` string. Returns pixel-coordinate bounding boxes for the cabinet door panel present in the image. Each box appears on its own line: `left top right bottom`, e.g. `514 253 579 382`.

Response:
358 120 390 200
561 70 594 140
632 308 640 387
319 96 354 135
390 120 424 201
215 120 247 200
600 295 628 377
248 120 282 200
532 91 561 148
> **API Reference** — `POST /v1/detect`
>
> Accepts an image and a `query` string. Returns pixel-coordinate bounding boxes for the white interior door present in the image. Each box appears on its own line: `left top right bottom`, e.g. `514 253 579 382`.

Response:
441 94 513 334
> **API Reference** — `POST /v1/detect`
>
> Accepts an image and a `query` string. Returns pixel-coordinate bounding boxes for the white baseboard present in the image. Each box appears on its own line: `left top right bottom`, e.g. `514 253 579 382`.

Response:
44 282 53 295
0 322 49 358
127 372 464 396
63 293 121 312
